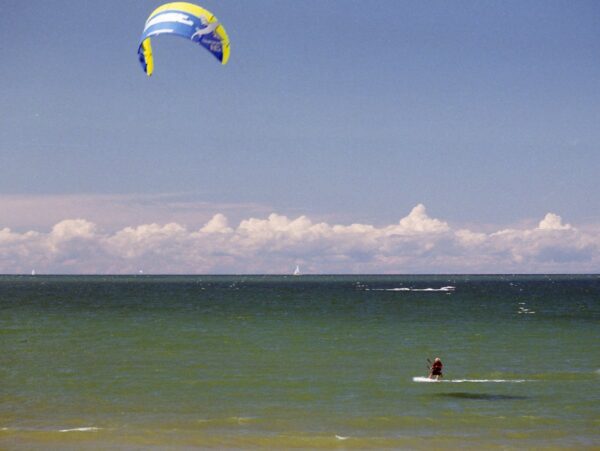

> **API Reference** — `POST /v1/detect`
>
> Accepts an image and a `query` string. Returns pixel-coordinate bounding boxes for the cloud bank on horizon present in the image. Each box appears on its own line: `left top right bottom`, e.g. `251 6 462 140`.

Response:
1 204 597 274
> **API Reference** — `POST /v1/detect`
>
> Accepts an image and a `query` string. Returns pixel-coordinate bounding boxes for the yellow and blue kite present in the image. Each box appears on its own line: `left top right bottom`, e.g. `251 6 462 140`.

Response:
138 2 230 76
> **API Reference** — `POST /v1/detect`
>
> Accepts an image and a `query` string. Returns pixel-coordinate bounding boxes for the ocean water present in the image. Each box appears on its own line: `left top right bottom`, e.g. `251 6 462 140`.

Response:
1 275 598 449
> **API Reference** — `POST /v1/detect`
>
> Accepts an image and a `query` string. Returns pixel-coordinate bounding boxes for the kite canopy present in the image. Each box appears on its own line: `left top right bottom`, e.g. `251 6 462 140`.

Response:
138 2 230 76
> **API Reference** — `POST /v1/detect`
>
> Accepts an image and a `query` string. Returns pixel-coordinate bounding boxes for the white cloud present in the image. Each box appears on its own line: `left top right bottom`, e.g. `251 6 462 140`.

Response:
200 214 232 234
538 213 572 230
51 219 97 241
0 205 598 274
455 229 487 246
385 204 450 235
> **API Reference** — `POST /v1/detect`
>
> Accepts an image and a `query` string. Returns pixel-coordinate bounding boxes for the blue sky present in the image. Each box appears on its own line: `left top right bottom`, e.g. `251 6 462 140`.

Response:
1 1 599 273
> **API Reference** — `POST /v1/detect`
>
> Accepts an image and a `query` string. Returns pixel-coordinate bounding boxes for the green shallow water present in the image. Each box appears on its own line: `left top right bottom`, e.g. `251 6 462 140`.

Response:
1 275 599 449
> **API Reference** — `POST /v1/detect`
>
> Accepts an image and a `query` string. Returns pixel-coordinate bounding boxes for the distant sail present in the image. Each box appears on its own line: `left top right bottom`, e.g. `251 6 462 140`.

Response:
293 265 301 276
31 269 36 276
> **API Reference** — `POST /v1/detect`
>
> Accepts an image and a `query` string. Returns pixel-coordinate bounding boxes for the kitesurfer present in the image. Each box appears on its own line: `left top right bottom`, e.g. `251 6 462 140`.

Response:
428 357 443 380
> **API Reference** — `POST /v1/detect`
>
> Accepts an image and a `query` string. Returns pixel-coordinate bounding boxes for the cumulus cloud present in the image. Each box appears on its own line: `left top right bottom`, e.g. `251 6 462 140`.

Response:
200 214 232 234
0 205 598 274
51 219 97 242
386 204 450 235
538 213 572 230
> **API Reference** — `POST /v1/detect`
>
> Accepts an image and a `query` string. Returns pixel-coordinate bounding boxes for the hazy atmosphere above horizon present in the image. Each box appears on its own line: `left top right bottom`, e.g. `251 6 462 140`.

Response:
1 1 599 274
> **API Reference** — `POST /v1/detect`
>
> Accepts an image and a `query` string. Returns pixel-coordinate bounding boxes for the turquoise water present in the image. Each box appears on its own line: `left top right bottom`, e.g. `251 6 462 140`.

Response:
1 275 599 449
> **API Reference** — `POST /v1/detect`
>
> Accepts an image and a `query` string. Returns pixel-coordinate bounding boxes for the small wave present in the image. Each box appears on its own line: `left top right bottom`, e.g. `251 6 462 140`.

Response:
231 416 255 425
517 306 536 314
335 435 349 440
368 286 455 292
412 286 455 292
197 416 257 426
59 427 101 433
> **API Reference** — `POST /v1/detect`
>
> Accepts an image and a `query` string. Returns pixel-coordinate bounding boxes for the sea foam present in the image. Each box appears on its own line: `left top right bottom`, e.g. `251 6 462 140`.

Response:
413 377 529 383
368 286 455 292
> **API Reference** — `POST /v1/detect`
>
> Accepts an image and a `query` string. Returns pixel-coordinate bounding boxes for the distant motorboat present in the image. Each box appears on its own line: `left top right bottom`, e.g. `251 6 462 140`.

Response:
293 265 301 276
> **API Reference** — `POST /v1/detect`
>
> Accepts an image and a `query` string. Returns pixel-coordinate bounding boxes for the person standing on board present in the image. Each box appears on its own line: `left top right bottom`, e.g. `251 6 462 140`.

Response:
428 357 443 380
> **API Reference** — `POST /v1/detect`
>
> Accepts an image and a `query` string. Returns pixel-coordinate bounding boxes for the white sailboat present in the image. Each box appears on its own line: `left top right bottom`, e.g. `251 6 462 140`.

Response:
293 265 301 276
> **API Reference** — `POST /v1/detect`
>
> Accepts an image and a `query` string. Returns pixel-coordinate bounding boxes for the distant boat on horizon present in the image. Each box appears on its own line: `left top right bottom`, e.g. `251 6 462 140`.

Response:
31 269 36 276
293 265 301 276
